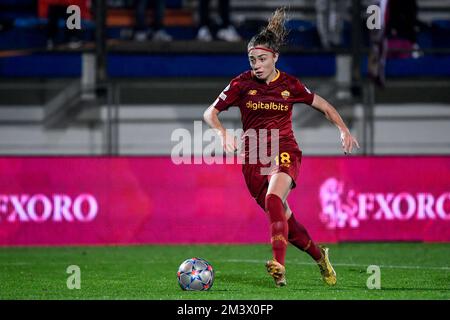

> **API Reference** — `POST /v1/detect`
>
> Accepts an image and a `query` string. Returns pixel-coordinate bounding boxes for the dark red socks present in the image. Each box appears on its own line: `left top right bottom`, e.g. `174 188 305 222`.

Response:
287 212 322 261
265 194 289 265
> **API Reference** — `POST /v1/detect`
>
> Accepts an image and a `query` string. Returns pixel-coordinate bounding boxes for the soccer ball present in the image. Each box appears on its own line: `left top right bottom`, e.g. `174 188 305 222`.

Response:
177 257 214 291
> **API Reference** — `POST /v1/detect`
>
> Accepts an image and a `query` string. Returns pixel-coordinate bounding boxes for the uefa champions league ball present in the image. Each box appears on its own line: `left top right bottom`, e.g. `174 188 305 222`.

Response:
177 257 214 291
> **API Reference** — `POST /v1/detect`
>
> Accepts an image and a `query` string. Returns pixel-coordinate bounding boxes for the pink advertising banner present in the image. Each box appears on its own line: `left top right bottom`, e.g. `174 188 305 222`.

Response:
0 156 449 246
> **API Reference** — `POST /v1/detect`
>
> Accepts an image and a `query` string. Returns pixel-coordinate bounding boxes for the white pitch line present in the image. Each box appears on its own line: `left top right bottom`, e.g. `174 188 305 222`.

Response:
222 259 450 271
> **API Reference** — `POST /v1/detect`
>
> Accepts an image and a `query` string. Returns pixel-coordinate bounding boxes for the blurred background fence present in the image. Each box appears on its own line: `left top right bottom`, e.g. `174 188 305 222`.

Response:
0 0 449 156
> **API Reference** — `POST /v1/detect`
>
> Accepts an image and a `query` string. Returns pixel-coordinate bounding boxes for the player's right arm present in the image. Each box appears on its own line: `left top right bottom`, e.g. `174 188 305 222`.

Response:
203 79 242 153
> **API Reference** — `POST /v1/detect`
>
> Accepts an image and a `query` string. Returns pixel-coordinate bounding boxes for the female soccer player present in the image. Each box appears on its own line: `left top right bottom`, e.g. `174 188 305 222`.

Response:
203 8 359 287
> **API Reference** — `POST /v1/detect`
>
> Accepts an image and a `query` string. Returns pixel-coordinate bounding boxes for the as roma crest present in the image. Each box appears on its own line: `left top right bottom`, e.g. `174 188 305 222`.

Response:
281 90 290 100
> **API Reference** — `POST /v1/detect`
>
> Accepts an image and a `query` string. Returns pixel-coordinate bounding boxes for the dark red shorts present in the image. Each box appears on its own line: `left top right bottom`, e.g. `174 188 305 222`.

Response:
242 149 302 211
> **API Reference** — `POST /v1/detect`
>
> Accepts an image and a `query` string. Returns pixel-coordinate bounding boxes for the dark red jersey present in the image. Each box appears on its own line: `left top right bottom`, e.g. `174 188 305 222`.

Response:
212 69 315 160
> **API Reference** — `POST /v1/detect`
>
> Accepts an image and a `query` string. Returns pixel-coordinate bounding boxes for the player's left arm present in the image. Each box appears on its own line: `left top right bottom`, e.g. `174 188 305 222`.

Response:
311 94 360 154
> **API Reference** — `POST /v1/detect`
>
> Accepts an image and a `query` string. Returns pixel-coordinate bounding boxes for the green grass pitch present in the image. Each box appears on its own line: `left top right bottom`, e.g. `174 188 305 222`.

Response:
0 243 449 300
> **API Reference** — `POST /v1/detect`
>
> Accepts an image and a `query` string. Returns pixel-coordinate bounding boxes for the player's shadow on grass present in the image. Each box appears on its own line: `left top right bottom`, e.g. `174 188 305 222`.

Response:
207 288 240 292
288 285 345 292
220 274 272 289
